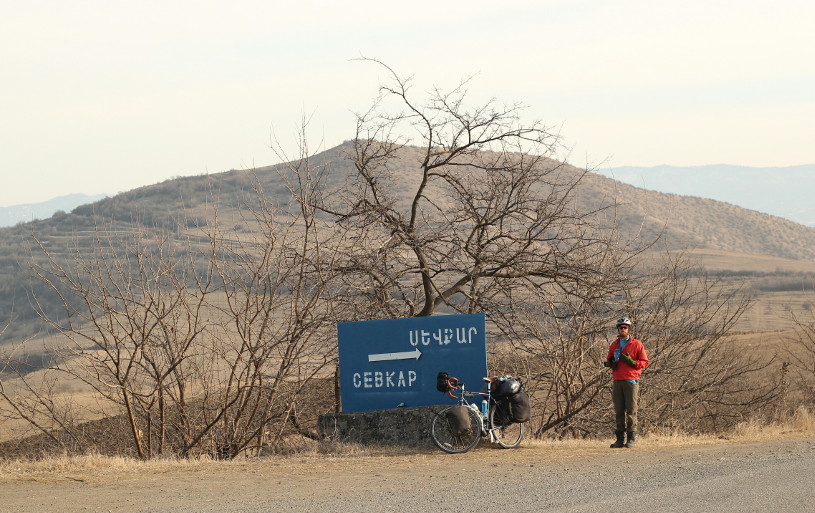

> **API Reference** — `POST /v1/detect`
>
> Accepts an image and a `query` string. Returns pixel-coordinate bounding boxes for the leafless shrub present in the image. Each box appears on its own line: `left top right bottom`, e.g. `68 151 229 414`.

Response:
632 251 778 433
496 248 778 437
785 290 815 407
5 136 340 459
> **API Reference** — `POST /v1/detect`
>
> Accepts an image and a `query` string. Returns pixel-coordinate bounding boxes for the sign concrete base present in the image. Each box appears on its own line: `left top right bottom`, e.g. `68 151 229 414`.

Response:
318 405 452 448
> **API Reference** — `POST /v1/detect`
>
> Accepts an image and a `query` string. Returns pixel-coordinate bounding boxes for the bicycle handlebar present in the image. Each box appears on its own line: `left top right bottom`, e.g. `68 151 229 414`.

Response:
447 377 461 399
447 378 488 400
445 374 506 401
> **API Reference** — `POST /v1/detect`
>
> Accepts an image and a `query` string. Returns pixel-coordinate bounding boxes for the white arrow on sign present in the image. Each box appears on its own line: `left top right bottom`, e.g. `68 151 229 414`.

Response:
368 348 423 362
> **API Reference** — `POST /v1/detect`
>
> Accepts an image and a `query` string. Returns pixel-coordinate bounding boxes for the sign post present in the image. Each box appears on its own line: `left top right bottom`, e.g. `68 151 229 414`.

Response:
337 313 487 412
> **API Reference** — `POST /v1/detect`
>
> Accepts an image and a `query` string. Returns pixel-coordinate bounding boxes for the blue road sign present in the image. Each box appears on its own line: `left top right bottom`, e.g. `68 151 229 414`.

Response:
337 313 487 412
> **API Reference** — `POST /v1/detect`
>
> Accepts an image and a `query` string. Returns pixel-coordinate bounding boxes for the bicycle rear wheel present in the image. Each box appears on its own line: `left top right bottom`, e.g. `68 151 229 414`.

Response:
489 403 524 448
431 405 482 453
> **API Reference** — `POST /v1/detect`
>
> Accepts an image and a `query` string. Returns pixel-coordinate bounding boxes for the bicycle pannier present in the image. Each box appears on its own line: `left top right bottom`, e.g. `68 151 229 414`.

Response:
492 399 513 427
436 371 450 393
493 378 522 398
508 391 531 423
446 405 472 436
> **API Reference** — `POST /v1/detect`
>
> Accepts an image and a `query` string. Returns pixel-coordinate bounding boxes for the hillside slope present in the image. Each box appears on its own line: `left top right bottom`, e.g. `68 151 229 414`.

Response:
8 142 814 260
1 142 814 341
599 165 815 227
576 171 815 260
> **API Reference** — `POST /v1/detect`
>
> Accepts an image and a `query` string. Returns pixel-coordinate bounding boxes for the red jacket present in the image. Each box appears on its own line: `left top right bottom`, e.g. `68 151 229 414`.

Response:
607 337 649 381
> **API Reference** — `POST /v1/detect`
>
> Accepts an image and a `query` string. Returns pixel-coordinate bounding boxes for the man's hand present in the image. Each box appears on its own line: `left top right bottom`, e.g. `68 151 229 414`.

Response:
603 359 618 370
620 353 637 367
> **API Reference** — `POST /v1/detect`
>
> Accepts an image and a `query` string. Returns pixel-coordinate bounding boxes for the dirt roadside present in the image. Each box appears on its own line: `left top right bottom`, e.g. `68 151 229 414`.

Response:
1 434 814 513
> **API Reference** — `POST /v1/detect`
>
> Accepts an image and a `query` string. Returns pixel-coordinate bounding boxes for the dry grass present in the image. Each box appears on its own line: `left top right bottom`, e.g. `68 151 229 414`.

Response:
730 406 815 438
0 454 191 482
737 291 814 332
678 247 815 332
688 249 815 274
513 406 815 455
0 437 423 483
3 407 813 484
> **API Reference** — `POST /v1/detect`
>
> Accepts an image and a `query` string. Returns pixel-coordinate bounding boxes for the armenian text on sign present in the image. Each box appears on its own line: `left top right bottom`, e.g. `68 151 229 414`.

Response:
337 313 487 412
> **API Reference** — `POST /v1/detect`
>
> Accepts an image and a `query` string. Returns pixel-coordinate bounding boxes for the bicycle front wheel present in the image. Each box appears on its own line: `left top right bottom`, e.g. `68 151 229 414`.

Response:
489 404 524 448
431 405 482 454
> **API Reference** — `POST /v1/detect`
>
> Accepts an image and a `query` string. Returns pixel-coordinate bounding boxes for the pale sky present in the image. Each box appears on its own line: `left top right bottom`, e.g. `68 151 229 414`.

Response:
2 0 813 207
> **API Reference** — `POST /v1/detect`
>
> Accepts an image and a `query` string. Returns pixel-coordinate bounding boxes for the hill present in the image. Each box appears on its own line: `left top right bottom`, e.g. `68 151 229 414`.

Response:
68 144 815 261
576 170 815 261
1 142 815 342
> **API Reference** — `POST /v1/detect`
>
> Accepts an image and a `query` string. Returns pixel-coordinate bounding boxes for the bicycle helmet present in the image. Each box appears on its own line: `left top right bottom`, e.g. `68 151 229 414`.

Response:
616 317 632 327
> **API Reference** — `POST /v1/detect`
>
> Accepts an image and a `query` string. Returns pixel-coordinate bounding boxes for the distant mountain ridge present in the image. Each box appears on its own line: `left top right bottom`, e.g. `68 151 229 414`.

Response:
0 193 108 227
596 165 815 227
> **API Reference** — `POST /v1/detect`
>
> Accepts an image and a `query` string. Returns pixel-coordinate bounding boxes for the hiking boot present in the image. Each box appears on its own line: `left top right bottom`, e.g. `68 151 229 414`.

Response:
610 430 625 448
625 431 636 448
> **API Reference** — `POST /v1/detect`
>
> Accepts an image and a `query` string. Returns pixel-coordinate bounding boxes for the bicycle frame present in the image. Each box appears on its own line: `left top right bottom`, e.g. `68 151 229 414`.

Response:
431 374 525 453
446 378 504 442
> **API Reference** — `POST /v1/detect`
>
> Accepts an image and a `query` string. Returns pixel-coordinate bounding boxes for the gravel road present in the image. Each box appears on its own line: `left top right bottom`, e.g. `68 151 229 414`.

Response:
2 436 813 513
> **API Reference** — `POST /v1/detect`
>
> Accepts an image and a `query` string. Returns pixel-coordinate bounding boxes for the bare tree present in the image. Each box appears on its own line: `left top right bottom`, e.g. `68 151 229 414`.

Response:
1 324 67 449
305 61 675 438
319 59 625 323
1 319 91 454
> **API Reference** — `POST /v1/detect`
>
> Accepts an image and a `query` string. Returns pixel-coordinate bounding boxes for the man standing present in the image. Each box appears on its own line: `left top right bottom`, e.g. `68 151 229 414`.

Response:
603 317 649 448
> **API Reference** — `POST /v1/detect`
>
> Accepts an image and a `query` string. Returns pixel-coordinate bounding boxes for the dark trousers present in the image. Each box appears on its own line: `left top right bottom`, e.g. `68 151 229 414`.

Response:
612 380 639 432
